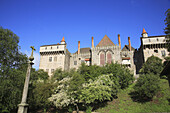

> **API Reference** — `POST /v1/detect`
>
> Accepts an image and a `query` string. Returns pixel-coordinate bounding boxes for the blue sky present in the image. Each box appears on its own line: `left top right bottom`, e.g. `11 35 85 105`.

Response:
0 0 169 69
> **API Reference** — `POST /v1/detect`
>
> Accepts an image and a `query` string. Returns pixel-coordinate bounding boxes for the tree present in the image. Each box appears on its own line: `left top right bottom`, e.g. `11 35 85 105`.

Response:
140 56 163 76
133 74 160 101
164 9 170 52
165 9 170 35
105 63 134 89
0 27 28 112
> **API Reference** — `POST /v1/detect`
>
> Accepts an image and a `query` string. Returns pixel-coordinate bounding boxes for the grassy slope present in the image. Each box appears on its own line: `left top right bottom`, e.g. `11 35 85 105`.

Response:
95 79 170 113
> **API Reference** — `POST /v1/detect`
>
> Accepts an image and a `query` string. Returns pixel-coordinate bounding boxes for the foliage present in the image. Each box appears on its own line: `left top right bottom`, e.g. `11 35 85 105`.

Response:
79 74 119 104
105 63 134 89
140 56 163 75
28 81 56 111
164 9 170 35
49 62 134 112
78 63 105 81
49 77 73 108
31 69 49 82
164 9 170 52
134 74 160 100
0 27 28 112
96 79 170 113
53 68 76 81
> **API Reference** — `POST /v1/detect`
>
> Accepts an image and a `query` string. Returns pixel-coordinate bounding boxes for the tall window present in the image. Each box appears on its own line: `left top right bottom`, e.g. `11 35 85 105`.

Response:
49 57 52 62
100 52 105 65
107 52 112 64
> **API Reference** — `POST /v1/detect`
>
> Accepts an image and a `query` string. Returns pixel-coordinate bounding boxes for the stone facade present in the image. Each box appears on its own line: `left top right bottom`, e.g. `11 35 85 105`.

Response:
39 28 169 77
134 28 169 73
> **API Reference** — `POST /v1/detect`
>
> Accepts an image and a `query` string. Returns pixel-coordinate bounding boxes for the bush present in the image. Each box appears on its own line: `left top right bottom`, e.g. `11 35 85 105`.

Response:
140 56 163 75
105 63 134 89
134 74 160 101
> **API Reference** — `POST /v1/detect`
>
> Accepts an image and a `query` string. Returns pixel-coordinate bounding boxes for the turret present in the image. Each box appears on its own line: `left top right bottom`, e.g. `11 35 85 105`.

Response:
61 36 66 44
142 28 148 38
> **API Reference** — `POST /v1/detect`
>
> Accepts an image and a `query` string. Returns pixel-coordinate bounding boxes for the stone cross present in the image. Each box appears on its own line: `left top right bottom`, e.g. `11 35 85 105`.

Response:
17 46 35 113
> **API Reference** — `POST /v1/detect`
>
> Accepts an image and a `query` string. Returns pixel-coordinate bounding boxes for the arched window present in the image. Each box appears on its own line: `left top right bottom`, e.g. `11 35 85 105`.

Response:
107 52 112 64
100 52 105 65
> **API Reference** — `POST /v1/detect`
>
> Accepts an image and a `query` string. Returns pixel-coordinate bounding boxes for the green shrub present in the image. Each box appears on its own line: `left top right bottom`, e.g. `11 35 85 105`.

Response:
105 63 134 89
140 56 163 75
134 74 160 100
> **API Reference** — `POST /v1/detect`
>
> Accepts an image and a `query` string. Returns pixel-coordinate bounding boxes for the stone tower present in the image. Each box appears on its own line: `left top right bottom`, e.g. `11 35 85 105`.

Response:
39 37 70 77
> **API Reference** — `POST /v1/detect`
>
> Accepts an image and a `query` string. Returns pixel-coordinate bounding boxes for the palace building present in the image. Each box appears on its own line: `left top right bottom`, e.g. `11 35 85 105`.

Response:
39 28 169 77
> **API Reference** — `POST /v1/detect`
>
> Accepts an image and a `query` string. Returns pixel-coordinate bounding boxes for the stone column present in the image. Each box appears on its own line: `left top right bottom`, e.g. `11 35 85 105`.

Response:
18 46 35 113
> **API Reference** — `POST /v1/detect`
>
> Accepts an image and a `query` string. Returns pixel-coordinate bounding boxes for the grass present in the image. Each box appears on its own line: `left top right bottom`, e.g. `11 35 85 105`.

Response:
95 79 170 113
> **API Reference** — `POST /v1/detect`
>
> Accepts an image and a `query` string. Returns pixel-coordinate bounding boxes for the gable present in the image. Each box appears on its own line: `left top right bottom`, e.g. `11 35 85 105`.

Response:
96 35 115 47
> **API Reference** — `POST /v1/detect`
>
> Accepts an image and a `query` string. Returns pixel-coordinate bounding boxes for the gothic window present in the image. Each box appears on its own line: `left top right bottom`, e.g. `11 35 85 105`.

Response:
107 52 112 64
100 52 105 65
45 47 47 50
51 47 52 49
49 57 52 62
54 56 57 61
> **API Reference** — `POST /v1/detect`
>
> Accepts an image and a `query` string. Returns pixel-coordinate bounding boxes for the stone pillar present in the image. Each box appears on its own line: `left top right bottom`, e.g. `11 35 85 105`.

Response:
78 41 80 54
118 34 121 49
128 37 131 51
92 36 94 48
18 46 35 113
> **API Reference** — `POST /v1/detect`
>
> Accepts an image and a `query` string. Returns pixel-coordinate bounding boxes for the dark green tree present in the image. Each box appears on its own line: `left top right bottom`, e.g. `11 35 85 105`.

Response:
164 9 170 52
140 56 163 76
0 27 28 112
133 74 160 101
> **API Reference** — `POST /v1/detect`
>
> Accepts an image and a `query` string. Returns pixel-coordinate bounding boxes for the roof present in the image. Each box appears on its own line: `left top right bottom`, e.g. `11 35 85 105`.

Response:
142 28 147 34
61 36 65 42
74 48 91 54
122 45 135 51
96 35 115 47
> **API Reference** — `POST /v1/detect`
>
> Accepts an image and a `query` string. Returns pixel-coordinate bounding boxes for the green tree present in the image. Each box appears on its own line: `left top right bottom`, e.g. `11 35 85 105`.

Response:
105 63 134 89
140 56 163 75
164 9 170 52
133 74 160 101
0 27 28 112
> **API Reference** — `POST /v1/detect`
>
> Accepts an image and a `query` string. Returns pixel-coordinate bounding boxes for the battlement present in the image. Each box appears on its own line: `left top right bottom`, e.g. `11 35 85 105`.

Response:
92 45 120 51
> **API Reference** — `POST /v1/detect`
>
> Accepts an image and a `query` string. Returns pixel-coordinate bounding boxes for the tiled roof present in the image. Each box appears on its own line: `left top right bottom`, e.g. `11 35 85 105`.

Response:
142 28 147 34
122 45 135 51
96 35 115 47
74 47 91 54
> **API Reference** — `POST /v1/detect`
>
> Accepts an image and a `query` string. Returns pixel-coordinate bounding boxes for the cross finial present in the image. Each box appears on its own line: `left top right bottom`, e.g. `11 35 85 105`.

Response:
29 46 36 62
30 46 36 57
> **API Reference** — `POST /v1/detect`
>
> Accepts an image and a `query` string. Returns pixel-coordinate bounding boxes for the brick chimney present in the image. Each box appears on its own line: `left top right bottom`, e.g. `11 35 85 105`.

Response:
78 41 80 54
92 36 94 48
118 34 121 49
128 37 131 51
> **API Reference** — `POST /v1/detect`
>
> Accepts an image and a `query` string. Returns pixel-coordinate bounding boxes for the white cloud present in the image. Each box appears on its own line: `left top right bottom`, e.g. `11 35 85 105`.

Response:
24 50 40 70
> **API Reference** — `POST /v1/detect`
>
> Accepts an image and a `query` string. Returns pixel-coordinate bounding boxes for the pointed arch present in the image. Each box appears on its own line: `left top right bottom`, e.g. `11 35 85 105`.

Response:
100 52 105 65
106 51 112 64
